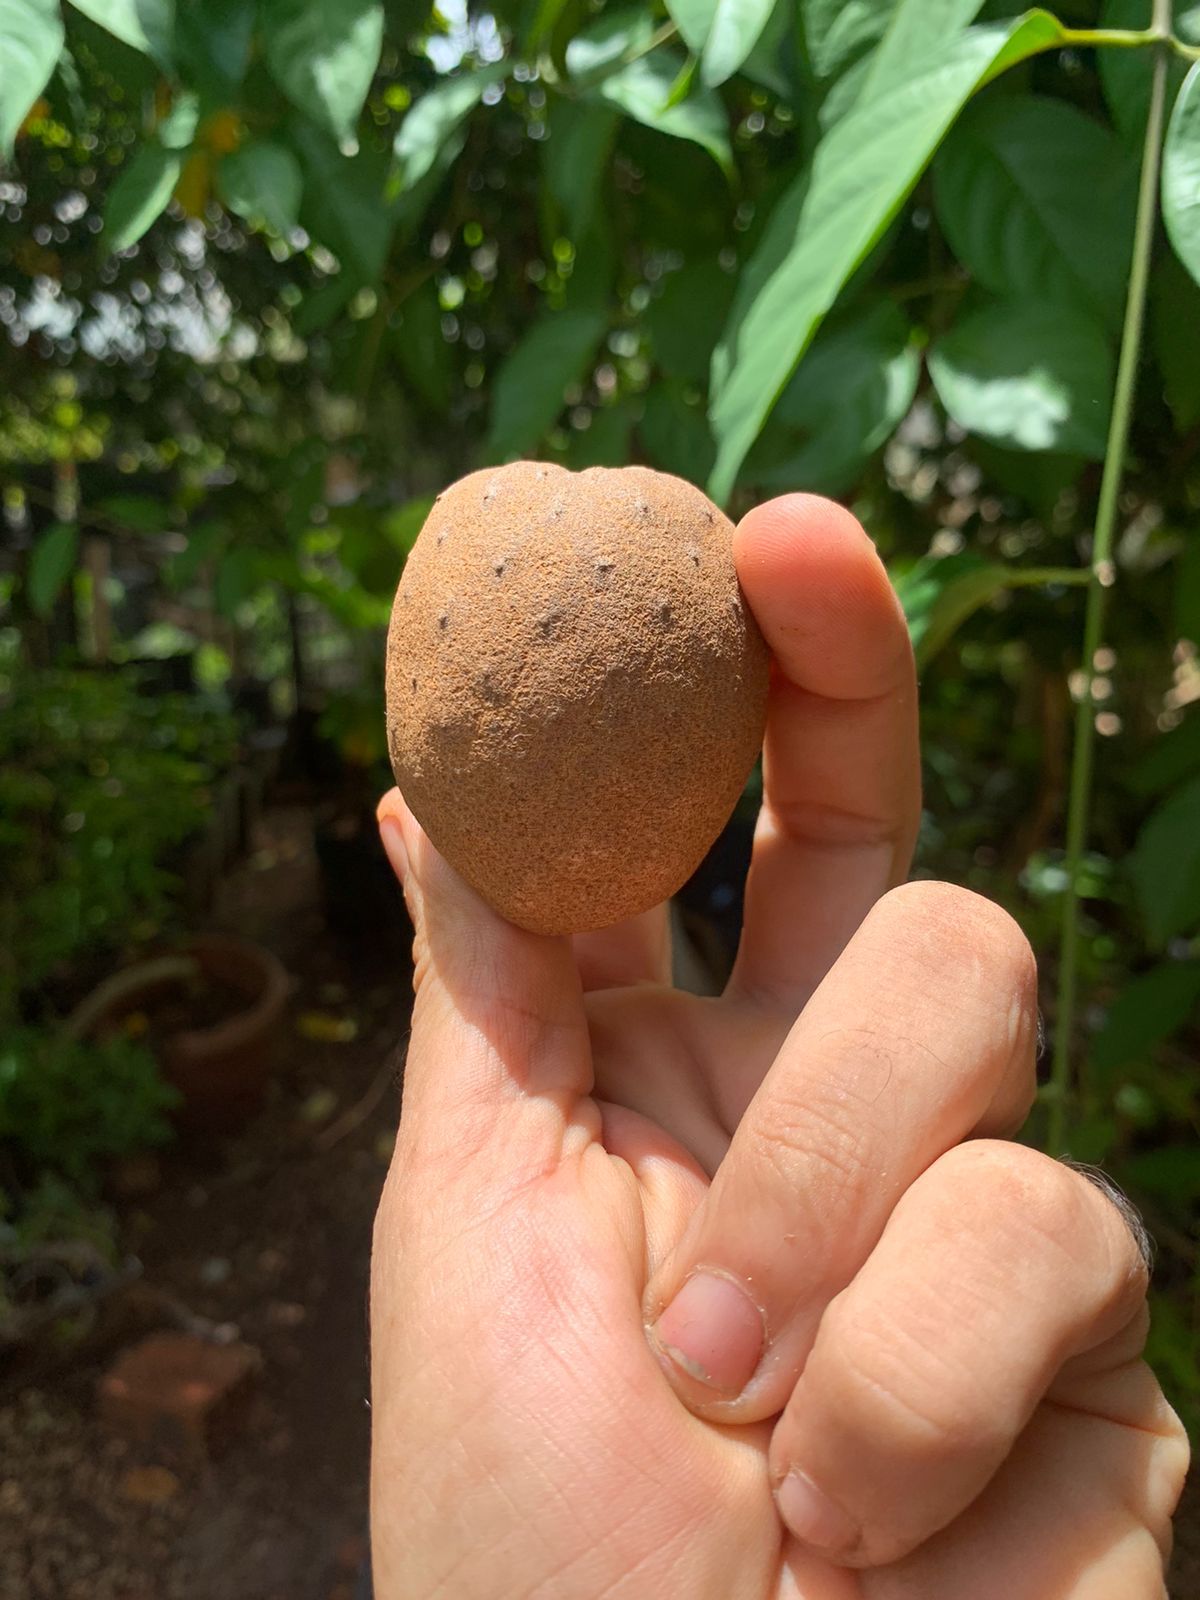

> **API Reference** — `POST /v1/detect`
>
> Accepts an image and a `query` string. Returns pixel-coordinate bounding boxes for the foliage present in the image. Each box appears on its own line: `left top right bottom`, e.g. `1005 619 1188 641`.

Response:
1 0 1200 1422
0 665 240 1022
0 1027 177 1188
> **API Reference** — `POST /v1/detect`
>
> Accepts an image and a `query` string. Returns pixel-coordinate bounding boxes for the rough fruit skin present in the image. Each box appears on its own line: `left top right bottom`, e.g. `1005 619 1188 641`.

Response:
385 460 769 935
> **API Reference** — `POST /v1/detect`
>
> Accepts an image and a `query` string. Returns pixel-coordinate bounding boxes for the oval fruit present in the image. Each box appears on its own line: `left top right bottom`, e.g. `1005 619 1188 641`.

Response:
385 461 769 935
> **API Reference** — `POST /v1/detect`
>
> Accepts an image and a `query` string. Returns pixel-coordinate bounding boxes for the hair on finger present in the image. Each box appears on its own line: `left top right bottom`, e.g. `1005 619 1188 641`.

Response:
1062 1159 1155 1274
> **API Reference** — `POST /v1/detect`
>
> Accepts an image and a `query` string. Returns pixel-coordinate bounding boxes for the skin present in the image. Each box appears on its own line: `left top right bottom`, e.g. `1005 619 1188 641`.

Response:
370 494 1189 1600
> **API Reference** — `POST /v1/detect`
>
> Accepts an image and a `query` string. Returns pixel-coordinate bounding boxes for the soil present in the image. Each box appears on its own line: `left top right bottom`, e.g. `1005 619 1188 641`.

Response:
0 807 409 1600
0 803 1195 1598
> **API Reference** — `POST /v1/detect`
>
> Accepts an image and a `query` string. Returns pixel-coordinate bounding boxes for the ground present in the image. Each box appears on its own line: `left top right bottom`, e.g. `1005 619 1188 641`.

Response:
0 807 1194 1598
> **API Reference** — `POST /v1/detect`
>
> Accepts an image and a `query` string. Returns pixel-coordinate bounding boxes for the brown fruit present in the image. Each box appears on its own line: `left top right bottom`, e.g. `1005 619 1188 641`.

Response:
385 461 769 935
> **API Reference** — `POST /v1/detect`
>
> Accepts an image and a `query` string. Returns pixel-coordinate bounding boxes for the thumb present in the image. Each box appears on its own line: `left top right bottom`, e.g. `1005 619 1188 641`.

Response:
376 788 592 1173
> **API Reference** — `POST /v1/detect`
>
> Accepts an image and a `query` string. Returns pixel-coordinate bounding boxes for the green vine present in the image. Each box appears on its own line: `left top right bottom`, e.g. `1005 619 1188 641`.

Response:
1048 0 1175 1157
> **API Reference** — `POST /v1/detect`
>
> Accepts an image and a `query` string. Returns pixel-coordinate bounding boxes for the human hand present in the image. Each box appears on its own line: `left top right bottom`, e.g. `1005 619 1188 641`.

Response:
370 495 1188 1599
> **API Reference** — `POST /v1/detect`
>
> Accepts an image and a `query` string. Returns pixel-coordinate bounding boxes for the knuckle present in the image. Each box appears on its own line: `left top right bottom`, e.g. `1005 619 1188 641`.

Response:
747 1084 877 1218
818 1293 996 1461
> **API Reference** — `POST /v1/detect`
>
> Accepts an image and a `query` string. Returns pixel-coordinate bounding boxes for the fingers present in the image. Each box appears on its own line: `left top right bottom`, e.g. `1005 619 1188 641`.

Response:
644 883 1038 1415
769 1140 1153 1568
572 903 672 991
376 788 592 1176
729 495 921 1012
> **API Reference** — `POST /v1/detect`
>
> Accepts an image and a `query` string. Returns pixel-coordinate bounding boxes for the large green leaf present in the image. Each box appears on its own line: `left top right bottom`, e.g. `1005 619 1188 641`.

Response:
262 0 384 145
741 299 920 494
1130 772 1200 944
935 95 1137 330
1090 961 1200 1077
894 550 1087 667
293 122 394 282
0 0 64 157
667 0 776 86
593 47 732 173
103 141 182 251
67 0 173 66
27 522 79 619
707 9 1066 503
220 140 303 234
801 0 895 81
1151 246 1200 430
639 382 717 483
1129 710 1200 797
485 308 607 460
858 0 988 99
928 298 1114 458
565 9 654 79
174 0 255 96
544 98 618 240
1163 62 1200 291
393 64 507 190
1100 0 1200 146
646 258 737 383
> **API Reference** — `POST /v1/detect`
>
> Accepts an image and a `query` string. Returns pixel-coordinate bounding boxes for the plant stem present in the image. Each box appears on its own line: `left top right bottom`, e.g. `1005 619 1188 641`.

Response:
1048 6 1173 1157
1060 26 1200 62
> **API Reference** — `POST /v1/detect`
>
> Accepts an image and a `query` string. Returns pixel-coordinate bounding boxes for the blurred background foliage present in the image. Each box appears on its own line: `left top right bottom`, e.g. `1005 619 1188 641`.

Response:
1 0 1199 1425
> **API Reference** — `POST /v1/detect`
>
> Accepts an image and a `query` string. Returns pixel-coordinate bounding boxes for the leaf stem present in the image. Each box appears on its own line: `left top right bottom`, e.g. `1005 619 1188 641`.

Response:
1060 26 1200 62
1048 6 1173 1156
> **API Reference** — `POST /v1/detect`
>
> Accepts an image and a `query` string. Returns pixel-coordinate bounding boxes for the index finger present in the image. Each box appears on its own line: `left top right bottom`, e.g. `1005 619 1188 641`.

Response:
727 494 920 1010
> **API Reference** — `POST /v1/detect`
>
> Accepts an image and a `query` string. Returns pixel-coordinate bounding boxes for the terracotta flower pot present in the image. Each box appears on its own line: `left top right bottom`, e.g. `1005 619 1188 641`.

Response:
160 936 290 1134
77 937 290 1135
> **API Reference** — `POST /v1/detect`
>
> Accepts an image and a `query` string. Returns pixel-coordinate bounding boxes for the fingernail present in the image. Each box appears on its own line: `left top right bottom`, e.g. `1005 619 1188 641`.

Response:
379 816 410 884
776 1470 858 1558
650 1271 764 1394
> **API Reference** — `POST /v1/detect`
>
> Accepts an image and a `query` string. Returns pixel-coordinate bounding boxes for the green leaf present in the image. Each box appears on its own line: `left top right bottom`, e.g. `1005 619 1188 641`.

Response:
1100 0 1200 147
894 550 1087 667
1163 61 1200 291
96 493 164 530
27 522 79 618
67 0 173 67
647 258 737 383
1122 1144 1200 1203
220 140 303 234
262 0 384 144
928 298 1114 458
639 382 716 482
741 299 920 494
544 98 618 240
393 64 507 190
393 280 452 412
740 0 793 98
707 9 1066 503
174 0 256 96
667 0 777 87
157 89 199 150
599 49 732 173
214 547 260 617
1152 247 1200 430
103 142 182 252
858 0 989 102
1130 772 1200 944
485 308 607 459
293 122 394 282
566 401 636 468
801 0 895 82
934 95 1137 330
0 0 64 157
382 496 436 553
582 35 733 173
565 9 654 79
1129 710 1200 797
1091 961 1200 1077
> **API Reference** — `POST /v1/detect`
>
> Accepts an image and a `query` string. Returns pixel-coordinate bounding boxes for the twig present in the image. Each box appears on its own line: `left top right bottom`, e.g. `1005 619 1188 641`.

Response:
1048 3 1173 1156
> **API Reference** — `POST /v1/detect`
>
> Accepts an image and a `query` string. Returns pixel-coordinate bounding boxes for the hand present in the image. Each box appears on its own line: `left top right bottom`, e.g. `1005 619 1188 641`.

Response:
369 495 1187 1599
